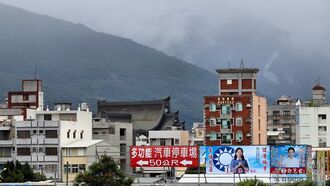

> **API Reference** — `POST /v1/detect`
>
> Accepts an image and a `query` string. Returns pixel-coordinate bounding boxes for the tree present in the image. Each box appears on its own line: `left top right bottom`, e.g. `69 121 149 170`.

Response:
75 155 134 186
1 161 46 183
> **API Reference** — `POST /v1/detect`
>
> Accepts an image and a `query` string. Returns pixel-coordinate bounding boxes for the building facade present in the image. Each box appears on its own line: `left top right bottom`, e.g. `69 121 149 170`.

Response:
267 95 297 145
204 67 267 146
296 84 329 147
92 115 133 174
189 122 205 146
14 103 92 180
61 140 117 182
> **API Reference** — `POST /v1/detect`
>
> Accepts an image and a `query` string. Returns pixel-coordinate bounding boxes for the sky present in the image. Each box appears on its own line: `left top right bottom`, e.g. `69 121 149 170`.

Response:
1 0 330 99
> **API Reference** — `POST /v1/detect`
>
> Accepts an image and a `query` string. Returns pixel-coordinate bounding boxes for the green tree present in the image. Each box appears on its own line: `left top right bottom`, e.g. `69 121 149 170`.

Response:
75 155 134 186
1 161 46 183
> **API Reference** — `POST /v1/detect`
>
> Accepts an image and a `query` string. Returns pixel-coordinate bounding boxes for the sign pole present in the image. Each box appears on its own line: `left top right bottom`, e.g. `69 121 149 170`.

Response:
198 149 200 186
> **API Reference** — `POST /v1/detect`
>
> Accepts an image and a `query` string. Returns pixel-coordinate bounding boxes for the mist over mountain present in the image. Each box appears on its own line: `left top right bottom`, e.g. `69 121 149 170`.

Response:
0 3 219 127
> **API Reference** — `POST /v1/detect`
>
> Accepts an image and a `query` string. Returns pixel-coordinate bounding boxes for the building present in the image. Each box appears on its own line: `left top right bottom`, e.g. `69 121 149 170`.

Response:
267 95 298 145
0 79 42 169
14 103 92 180
8 79 43 118
61 140 117 182
189 122 204 146
96 96 185 142
143 129 189 177
204 66 267 146
92 114 133 173
296 84 330 147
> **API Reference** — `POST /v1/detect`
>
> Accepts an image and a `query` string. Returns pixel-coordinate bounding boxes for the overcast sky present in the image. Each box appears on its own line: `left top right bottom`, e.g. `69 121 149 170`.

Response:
1 0 330 99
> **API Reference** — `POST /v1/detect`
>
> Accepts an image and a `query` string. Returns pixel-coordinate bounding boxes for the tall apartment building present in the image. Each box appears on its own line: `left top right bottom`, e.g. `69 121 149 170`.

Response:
204 67 267 146
267 95 298 145
92 114 133 174
297 84 329 147
13 103 92 180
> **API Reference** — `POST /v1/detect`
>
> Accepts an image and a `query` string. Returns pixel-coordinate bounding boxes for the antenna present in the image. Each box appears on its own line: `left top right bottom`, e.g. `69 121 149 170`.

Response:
240 59 244 68
315 77 321 85
227 61 230 68
34 65 37 80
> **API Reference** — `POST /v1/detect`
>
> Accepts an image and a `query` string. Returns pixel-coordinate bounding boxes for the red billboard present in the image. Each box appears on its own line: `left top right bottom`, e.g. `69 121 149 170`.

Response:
130 146 198 167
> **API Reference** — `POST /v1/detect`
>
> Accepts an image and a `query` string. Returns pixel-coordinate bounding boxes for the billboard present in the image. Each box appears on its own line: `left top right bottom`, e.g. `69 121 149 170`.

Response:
270 145 307 174
203 146 270 174
130 146 198 167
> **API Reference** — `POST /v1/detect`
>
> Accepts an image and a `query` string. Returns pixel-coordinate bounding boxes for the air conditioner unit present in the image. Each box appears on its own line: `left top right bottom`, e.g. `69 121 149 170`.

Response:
246 104 251 107
246 133 251 137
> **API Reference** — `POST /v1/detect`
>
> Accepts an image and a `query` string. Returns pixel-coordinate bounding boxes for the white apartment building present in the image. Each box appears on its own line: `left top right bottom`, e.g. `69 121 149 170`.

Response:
14 103 92 180
296 83 329 147
297 106 330 147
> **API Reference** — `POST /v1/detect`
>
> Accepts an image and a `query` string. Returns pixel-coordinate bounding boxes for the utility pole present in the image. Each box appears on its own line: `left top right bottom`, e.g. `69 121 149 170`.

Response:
66 161 69 186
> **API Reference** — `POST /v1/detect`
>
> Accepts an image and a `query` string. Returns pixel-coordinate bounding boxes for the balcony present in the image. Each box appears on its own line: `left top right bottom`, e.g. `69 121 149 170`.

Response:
16 156 31 162
0 157 12 162
220 113 232 119
44 156 59 161
44 139 59 144
0 139 14 146
16 138 31 144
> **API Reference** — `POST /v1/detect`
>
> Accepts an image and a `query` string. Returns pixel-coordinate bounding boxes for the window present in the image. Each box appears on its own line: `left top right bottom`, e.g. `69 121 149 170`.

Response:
221 105 231 115
79 164 86 172
318 126 327 131
273 111 280 116
71 164 79 173
221 134 232 144
80 131 84 139
221 120 230 129
33 130 37 135
227 79 232 85
236 131 243 141
17 130 31 138
109 126 115 134
39 147 44 152
209 103 217 112
283 111 290 116
319 114 326 120
44 114 52 121
32 147 37 153
236 117 243 126
45 147 57 156
120 144 126 156
175 139 180 144
45 130 58 138
210 118 216 126
17 148 31 156
160 138 166 145
39 130 44 135
120 128 126 140
23 94 29 101
44 164 57 173
235 103 243 111
67 130 70 138
73 130 76 139
210 132 217 141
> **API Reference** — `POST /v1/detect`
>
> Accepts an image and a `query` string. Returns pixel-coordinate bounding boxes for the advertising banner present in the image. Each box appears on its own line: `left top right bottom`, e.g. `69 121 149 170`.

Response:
130 146 198 167
203 146 270 174
270 145 307 175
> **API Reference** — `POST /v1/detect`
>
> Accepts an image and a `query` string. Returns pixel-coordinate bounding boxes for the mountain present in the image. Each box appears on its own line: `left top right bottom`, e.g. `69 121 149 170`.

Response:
0 3 219 127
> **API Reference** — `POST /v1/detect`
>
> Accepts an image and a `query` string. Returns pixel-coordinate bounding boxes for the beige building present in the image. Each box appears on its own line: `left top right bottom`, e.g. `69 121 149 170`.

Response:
189 122 205 146
61 140 118 182
252 94 267 145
